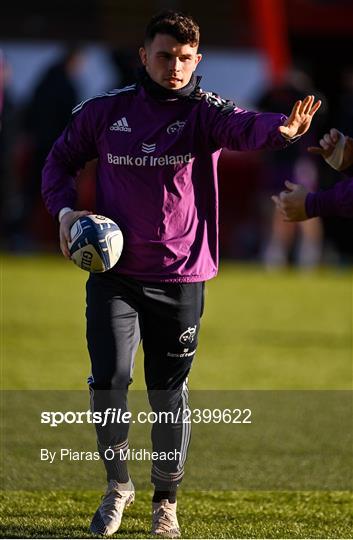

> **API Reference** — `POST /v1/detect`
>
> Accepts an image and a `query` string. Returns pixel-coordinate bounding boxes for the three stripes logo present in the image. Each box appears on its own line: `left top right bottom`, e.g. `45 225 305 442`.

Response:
110 117 131 132
141 142 156 154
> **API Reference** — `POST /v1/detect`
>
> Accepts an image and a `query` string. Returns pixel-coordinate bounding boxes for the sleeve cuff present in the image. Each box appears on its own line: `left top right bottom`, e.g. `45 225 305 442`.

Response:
280 134 301 144
305 189 339 218
58 207 73 223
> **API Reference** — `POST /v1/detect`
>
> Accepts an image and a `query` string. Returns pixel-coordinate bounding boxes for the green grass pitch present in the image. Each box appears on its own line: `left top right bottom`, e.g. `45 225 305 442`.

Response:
1 255 352 538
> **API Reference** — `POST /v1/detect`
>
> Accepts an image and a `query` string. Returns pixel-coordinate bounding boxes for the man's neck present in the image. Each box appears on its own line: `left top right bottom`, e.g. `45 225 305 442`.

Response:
138 68 200 100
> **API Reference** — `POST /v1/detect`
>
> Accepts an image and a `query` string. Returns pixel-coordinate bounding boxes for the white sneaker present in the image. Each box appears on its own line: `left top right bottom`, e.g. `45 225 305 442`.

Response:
90 479 135 536
152 499 181 538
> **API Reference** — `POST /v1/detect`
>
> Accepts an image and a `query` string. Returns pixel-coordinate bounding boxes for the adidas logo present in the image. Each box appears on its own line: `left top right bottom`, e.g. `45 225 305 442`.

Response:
110 117 131 132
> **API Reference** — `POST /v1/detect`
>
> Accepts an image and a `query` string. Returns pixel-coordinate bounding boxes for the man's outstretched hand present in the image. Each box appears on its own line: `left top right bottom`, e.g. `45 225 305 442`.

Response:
60 210 92 259
278 95 321 140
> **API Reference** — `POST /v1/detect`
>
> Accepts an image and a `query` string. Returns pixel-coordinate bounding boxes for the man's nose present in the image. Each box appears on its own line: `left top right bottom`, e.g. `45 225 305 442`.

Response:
169 57 182 72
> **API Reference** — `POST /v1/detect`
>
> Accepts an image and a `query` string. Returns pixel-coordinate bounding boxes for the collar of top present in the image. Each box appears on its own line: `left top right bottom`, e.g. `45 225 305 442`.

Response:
138 67 201 100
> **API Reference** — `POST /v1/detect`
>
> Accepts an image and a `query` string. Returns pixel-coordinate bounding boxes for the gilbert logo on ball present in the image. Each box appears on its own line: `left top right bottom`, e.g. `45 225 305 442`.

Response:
68 215 123 273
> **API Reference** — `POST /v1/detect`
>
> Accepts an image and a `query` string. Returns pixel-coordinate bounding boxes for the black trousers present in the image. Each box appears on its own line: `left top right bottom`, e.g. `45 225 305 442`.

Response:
86 273 204 488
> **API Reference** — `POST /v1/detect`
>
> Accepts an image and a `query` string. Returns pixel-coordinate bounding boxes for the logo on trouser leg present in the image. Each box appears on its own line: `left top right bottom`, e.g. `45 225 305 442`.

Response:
179 326 197 345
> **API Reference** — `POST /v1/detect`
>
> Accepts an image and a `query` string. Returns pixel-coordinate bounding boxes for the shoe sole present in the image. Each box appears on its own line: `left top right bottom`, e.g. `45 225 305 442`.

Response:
151 531 181 539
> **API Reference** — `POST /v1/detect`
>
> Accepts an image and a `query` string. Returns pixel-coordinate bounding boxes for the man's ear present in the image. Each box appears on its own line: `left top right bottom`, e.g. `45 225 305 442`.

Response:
194 53 202 70
139 47 147 66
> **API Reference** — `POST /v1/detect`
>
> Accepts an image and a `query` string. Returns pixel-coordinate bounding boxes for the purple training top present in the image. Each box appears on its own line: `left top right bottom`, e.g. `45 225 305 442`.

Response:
42 82 288 282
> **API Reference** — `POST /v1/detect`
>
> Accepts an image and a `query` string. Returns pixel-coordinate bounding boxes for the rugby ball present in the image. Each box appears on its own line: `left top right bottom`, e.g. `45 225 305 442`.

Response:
68 215 123 273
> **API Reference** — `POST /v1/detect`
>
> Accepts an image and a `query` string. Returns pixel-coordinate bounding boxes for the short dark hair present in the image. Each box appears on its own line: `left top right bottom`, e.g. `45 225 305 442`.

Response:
144 10 200 47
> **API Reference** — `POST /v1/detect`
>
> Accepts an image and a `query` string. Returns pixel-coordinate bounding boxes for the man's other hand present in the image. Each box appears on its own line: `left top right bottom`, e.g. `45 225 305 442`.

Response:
60 210 92 258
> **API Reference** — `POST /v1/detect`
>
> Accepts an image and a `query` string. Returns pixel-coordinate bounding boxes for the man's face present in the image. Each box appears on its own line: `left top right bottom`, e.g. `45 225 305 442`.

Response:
139 33 202 90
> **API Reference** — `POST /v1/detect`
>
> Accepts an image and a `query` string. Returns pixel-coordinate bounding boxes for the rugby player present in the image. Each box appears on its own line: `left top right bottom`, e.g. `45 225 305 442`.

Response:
42 10 321 537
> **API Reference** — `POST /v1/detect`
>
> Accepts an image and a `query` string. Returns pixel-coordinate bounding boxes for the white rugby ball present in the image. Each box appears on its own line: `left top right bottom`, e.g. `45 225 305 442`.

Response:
68 215 123 273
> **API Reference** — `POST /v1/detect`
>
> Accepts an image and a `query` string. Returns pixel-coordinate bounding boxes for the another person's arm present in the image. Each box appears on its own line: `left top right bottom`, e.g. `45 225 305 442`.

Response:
272 128 353 221
272 179 353 221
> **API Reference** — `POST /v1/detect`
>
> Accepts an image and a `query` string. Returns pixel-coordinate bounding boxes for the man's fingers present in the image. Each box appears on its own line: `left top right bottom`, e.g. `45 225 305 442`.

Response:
292 100 302 117
296 95 320 117
308 99 321 116
59 209 93 260
297 97 308 115
301 95 313 115
60 226 71 258
286 100 301 124
63 228 71 243
282 96 321 138
60 236 70 259
61 248 70 259
307 146 324 155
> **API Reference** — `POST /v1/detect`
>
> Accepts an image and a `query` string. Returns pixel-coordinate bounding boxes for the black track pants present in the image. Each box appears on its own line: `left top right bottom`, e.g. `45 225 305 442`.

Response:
86 273 204 488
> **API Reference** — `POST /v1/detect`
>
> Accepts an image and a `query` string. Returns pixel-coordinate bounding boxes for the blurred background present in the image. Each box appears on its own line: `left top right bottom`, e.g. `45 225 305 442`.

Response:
1 0 353 268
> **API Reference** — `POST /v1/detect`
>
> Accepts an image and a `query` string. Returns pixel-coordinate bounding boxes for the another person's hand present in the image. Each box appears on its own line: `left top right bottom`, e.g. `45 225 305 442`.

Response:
271 180 309 222
279 95 321 139
59 210 92 258
307 128 353 171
